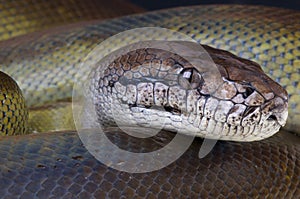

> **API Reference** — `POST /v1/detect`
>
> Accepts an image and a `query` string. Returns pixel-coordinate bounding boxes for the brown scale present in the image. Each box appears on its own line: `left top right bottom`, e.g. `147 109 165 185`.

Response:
96 46 288 135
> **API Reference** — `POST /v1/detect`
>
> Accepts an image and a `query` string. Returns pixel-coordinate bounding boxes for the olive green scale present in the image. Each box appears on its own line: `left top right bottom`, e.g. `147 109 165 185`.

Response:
0 5 299 134
0 71 27 135
0 3 299 198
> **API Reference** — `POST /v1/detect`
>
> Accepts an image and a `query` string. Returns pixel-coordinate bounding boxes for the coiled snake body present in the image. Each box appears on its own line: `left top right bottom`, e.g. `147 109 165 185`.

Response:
0 3 299 198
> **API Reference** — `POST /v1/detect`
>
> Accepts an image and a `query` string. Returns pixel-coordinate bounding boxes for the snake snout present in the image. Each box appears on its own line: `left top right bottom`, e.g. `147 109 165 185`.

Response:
262 97 288 127
272 100 288 127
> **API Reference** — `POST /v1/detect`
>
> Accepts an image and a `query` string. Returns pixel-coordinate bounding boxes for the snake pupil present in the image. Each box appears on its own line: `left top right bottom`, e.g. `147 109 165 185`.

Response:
108 80 114 87
243 87 255 98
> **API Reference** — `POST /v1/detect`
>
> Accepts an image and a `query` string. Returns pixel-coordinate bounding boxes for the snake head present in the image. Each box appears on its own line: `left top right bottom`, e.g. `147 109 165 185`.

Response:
94 44 288 142
203 45 288 141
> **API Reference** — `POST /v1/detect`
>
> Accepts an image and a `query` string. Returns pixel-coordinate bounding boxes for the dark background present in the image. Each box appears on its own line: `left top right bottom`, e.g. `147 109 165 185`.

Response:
130 0 300 11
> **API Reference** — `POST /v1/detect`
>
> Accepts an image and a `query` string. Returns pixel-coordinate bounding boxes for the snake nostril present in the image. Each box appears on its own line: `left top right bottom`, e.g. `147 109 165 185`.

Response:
267 114 277 121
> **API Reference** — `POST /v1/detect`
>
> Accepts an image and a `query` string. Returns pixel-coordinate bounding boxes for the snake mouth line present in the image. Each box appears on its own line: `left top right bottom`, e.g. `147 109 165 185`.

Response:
128 104 182 115
129 102 282 124
127 100 283 135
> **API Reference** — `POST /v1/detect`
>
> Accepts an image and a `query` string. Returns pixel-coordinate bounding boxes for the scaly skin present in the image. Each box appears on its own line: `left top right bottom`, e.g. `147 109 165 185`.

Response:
0 71 27 135
0 130 299 198
92 45 288 141
0 5 299 134
0 4 299 198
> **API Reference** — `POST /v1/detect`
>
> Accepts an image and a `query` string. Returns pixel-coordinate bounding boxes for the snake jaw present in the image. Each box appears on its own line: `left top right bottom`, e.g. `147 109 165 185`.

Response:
204 44 290 139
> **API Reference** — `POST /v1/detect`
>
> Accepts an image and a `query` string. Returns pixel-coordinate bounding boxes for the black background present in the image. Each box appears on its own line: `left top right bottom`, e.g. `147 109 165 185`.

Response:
130 0 300 11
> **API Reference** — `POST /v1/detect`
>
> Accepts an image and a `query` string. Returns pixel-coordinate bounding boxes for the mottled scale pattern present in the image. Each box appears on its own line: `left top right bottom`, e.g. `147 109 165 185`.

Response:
0 5 298 134
0 71 27 135
0 0 143 41
0 4 299 198
0 131 299 198
92 47 287 141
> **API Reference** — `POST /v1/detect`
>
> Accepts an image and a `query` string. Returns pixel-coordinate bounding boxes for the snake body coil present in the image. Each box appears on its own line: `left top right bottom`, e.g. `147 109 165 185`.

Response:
0 4 299 198
0 71 27 135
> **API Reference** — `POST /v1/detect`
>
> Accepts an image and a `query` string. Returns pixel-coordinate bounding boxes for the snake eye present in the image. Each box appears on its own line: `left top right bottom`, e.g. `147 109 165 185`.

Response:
178 68 203 90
